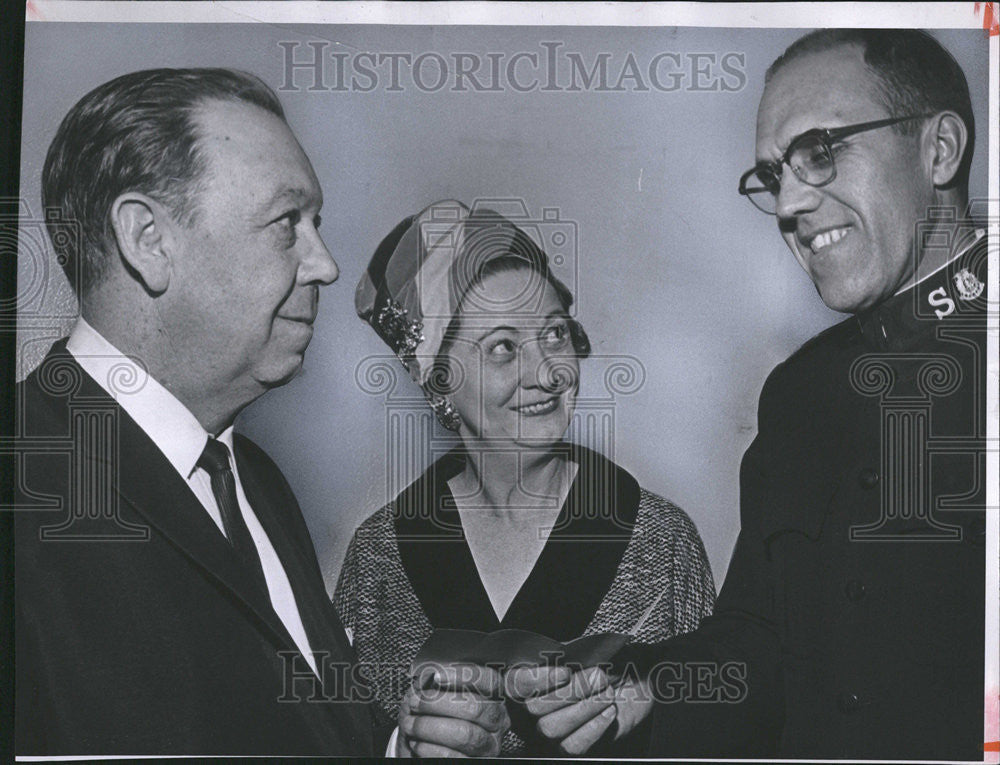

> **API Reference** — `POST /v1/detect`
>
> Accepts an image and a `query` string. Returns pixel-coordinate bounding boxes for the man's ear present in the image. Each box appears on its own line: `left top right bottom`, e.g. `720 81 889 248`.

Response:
924 111 968 189
109 193 176 294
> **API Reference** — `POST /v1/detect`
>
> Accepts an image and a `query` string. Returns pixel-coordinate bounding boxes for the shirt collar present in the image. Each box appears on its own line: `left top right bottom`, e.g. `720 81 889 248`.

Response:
65 318 231 478
855 229 986 351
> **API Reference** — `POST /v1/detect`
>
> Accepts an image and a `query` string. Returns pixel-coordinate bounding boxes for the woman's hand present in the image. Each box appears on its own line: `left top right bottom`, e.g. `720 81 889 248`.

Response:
505 665 654 756
397 663 510 757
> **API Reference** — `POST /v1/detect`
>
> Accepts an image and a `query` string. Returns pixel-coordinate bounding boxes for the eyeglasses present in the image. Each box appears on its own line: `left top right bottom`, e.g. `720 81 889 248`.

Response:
738 114 930 215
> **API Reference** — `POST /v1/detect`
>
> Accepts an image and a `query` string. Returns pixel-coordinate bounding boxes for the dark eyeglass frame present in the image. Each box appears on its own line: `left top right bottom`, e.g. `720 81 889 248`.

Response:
738 114 931 214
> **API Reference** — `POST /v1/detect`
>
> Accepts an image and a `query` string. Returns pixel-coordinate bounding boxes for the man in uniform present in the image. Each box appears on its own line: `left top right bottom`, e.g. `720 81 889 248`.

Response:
13 68 508 757
509 29 988 760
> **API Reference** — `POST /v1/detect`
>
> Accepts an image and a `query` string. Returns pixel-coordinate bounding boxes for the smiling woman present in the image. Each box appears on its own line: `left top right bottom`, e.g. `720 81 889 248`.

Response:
437 260 583 450
334 200 716 756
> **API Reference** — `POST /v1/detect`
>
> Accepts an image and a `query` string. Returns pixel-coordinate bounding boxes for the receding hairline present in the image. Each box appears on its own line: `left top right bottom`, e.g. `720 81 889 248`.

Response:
187 95 296 159
183 96 320 218
755 41 903 150
761 40 883 104
766 38 864 82
41 67 290 294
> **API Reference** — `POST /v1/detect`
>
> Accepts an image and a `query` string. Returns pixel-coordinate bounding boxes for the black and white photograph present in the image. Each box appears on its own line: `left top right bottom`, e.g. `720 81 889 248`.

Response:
1 1 997 760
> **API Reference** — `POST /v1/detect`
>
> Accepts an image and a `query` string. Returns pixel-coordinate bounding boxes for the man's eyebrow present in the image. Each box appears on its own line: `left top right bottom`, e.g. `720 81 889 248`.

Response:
775 124 848 157
259 187 318 212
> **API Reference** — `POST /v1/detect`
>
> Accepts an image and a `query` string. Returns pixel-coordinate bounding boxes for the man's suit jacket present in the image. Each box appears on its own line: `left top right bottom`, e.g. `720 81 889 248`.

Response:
14 341 379 756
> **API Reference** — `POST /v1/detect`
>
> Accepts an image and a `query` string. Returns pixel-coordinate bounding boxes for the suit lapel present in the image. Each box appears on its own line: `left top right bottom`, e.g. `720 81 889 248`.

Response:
235 440 374 751
236 448 357 663
48 348 299 652
32 343 374 753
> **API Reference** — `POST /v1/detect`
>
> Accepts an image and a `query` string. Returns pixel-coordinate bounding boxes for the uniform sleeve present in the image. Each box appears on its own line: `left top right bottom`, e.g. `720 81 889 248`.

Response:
615 368 789 758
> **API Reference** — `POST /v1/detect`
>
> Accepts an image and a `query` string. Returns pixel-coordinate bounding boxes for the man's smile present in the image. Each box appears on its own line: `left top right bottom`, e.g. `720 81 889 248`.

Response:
799 225 853 254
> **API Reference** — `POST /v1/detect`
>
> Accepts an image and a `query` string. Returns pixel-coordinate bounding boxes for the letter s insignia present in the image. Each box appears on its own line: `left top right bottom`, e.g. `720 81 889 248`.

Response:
928 286 955 319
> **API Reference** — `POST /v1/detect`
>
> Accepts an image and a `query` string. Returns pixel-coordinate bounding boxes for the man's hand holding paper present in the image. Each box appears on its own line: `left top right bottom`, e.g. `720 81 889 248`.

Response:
397 663 510 757
506 664 654 755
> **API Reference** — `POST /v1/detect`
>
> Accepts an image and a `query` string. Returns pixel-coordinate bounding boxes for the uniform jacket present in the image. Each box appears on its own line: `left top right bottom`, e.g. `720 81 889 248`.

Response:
14 341 380 756
633 234 988 760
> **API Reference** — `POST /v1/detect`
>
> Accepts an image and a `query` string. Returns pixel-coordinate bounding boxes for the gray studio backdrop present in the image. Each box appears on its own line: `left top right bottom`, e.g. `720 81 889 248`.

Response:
17 23 990 589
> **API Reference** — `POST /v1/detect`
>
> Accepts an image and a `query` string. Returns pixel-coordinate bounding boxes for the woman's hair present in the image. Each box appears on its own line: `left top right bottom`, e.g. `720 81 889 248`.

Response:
425 255 590 397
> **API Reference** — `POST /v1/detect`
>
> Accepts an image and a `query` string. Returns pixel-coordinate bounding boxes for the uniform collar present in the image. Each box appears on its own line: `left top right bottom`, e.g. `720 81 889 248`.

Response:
855 229 986 351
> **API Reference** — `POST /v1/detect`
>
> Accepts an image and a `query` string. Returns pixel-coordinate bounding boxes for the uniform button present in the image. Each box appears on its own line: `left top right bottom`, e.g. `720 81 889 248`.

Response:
844 580 867 601
837 692 861 713
858 468 879 489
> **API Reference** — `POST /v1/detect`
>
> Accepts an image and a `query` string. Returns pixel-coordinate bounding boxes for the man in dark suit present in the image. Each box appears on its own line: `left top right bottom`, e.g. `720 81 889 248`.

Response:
14 68 508 756
509 29 988 760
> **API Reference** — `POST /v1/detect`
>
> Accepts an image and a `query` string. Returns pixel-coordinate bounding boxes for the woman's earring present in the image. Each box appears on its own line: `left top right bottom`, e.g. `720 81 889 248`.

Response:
428 394 462 431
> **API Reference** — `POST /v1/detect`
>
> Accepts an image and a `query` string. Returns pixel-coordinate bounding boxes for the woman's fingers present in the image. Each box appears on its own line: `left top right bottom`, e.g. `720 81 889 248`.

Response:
524 665 611 716
419 663 504 697
504 664 574 700
558 703 618 756
534 687 616 741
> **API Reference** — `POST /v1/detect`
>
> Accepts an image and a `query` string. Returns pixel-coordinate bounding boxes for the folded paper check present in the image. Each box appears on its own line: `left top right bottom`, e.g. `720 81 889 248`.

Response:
411 628 630 673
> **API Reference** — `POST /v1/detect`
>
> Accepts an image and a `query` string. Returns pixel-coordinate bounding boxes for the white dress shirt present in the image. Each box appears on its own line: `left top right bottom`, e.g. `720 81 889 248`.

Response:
66 318 320 677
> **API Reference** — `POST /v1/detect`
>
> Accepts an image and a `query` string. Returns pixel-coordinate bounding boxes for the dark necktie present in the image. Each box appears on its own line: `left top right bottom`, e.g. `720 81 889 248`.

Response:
197 438 270 598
